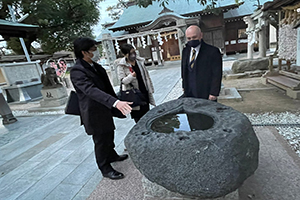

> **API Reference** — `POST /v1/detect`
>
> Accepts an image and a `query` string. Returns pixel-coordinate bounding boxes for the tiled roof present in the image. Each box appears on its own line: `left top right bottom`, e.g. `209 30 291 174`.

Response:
0 19 39 37
109 0 239 30
0 19 39 28
95 29 128 41
224 0 271 19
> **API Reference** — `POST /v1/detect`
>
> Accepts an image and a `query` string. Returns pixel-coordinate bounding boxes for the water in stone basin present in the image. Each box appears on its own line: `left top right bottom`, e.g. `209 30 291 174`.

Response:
151 113 214 134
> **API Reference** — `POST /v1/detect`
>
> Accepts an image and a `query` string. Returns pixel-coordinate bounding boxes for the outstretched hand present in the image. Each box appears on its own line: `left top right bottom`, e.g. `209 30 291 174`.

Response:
116 101 133 115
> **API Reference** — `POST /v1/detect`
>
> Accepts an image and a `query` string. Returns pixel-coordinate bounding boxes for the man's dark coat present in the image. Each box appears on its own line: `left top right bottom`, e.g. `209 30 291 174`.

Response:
181 40 222 99
70 59 119 135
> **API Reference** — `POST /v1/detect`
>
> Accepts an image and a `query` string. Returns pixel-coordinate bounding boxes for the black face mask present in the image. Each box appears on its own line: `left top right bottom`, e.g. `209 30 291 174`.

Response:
128 52 136 61
187 40 201 48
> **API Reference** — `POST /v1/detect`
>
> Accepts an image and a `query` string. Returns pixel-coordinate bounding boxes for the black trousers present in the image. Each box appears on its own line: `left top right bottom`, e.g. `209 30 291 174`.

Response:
92 131 119 174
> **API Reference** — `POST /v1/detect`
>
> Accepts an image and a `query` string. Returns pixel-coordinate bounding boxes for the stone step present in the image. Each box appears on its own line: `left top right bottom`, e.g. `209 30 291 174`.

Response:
279 70 300 81
267 75 300 90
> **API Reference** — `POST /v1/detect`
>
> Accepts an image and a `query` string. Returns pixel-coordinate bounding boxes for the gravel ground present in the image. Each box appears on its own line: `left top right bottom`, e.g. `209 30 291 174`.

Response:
246 112 300 157
163 80 300 157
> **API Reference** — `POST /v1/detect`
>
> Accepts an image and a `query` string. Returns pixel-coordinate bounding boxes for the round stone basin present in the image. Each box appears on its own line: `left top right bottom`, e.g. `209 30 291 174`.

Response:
125 98 259 199
151 113 214 133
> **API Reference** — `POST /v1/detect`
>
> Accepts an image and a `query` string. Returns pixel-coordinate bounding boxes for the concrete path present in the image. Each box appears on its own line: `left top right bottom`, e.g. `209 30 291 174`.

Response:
0 61 181 200
87 127 300 200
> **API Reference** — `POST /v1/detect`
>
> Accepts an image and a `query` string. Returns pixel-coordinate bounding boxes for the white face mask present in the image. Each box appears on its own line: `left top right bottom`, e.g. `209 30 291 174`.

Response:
91 50 100 62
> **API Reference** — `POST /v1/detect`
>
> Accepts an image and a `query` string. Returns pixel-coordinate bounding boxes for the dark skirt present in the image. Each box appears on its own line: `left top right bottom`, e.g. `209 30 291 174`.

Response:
130 103 150 119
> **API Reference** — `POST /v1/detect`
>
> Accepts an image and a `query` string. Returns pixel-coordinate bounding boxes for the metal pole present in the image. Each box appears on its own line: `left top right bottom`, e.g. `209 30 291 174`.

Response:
8 5 31 62
19 38 31 62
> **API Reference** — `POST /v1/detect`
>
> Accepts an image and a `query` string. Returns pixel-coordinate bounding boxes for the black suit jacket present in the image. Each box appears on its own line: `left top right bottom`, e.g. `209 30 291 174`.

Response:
70 59 118 135
181 40 222 99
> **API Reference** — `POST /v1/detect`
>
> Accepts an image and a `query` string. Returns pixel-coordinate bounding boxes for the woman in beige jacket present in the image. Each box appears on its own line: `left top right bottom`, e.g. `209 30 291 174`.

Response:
117 44 155 122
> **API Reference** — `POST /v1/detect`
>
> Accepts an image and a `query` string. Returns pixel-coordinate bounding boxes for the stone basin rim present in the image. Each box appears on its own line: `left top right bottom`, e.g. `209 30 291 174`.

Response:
125 98 259 198
145 106 217 133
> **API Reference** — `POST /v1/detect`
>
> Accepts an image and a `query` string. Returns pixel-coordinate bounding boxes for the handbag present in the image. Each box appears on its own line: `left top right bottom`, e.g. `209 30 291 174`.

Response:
65 91 80 115
119 82 147 107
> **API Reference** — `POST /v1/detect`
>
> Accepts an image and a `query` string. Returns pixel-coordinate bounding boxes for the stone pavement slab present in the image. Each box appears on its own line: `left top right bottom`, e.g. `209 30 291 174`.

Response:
87 127 300 200
87 158 144 200
0 61 181 200
239 127 300 200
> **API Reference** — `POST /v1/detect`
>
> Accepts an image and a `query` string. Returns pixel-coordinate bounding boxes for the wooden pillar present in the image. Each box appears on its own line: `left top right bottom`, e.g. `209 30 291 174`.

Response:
176 19 188 58
247 41 254 59
102 33 118 86
287 59 291 70
259 23 267 57
279 59 282 70
269 55 274 71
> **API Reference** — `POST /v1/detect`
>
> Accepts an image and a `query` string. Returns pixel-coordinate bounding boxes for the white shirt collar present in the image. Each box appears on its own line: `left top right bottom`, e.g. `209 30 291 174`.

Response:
192 44 201 52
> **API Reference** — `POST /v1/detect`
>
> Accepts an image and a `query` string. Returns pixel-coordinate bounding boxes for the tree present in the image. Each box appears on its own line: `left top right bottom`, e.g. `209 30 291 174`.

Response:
106 0 126 21
106 0 134 21
106 0 242 21
0 0 103 54
133 0 240 8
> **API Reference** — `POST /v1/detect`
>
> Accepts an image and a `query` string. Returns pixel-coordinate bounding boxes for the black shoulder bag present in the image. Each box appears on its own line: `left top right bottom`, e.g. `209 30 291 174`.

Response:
65 90 80 115
118 81 147 107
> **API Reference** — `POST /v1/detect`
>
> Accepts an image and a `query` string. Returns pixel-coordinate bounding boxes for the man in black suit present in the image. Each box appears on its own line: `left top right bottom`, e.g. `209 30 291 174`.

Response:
181 25 222 101
70 37 132 180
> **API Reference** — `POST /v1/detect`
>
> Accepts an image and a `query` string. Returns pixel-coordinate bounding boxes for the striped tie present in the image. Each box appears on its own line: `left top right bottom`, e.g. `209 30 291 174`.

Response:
190 49 196 69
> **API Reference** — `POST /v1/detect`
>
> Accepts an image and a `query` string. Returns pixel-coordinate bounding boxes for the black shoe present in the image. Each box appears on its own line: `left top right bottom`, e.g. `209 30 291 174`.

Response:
111 154 128 163
103 170 124 180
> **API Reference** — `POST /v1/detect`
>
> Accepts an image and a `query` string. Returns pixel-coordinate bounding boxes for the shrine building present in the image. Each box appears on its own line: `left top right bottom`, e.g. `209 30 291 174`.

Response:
97 0 270 65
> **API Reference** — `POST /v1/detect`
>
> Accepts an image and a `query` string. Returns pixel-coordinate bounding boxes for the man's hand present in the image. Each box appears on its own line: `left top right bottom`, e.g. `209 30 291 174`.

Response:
131 72 136 77
116 101 133 115
209 95 217 101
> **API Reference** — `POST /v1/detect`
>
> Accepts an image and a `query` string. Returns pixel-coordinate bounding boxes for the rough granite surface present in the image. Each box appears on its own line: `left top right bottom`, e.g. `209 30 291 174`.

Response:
125 98 259 198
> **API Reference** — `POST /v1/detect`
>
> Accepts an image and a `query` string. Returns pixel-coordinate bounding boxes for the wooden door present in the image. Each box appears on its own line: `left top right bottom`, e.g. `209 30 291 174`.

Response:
203 29 224 49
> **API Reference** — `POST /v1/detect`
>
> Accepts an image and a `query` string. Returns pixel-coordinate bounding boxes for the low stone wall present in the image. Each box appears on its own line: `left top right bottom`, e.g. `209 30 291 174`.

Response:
0 61 42 86
0 61 43 102
231 58 269 73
